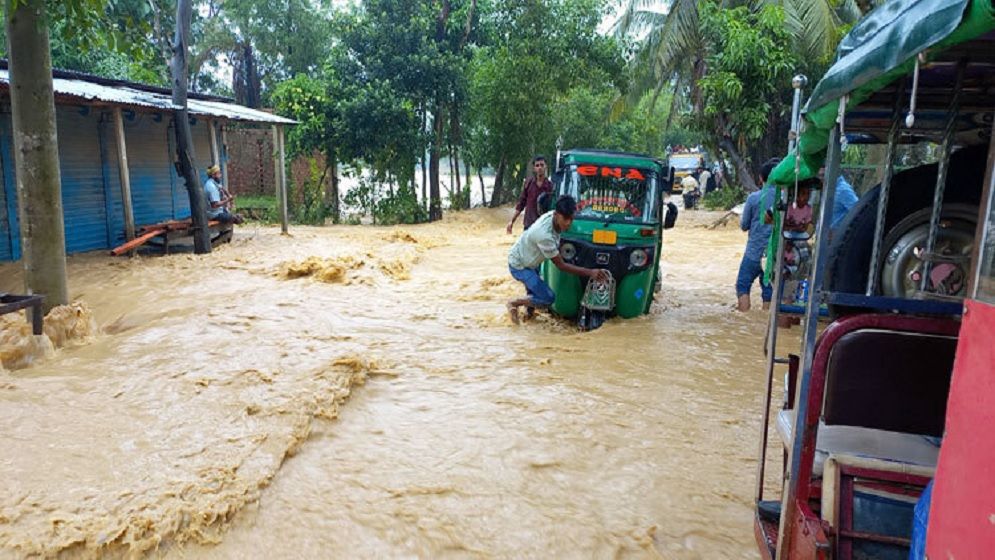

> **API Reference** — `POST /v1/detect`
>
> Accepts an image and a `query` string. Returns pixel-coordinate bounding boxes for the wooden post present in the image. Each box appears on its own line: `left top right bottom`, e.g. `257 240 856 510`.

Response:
112 108 136 241
279 126 289 233
273 124 288 233
220 124 230 188
208 119 220 169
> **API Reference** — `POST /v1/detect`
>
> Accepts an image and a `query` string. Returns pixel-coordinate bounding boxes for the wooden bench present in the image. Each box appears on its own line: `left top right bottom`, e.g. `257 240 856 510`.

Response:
110 220 233 256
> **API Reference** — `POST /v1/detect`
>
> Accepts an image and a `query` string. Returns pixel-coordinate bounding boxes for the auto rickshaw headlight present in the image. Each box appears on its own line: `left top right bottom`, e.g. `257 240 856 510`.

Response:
560 242 577 261
630 248 648 268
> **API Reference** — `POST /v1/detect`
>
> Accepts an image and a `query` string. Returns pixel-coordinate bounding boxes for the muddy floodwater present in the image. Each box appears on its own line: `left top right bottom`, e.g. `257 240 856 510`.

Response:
0 207 771 559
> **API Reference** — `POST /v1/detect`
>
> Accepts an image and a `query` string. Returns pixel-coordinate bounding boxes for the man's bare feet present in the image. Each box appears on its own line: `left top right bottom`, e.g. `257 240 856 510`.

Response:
507 303 520 325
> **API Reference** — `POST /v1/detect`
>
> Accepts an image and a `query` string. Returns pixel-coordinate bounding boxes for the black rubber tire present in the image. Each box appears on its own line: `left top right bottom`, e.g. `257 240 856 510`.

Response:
578 308 607 331
825 144 987 316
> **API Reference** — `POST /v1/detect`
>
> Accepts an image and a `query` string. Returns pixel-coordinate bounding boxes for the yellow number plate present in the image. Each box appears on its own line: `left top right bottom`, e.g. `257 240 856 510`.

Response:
592 229 617 245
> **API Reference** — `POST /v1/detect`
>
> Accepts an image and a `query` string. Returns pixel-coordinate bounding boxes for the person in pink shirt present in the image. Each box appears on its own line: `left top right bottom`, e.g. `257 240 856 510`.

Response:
781 180 817 312
784 181 814 264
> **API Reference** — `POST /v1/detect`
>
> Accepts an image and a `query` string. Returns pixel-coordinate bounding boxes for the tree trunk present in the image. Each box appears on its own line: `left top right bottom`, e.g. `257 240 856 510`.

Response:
719 137 757 192
489 155 507 207
452 142 461 206
715 113 757 192
428 0 451 222
450 108 464 209
429 105 444 221
328 154 340 223
477 168 487 207
464 159 472 207
6 0 68 312
171 0 211 253
233 43 261 108
421 109 428 212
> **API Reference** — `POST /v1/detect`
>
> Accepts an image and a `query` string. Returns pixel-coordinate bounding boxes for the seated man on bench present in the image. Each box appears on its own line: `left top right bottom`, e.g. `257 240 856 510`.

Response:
204 164 244 224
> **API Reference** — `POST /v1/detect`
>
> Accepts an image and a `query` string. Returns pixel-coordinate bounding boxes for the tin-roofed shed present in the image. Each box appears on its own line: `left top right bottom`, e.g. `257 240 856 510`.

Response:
0 63 295 261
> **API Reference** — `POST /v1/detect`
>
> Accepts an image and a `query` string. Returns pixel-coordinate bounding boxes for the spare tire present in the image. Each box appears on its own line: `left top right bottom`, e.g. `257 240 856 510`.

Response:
825 144 987 315
879 204 976 298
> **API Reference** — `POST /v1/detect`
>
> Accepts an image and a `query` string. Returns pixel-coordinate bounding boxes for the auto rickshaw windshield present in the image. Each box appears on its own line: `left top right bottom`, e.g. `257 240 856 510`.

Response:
564 164 659 224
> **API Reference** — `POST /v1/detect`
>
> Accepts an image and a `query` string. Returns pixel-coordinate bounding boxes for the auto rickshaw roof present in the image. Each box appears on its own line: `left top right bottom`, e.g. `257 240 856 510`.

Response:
561 149 666 171
770 0 995 186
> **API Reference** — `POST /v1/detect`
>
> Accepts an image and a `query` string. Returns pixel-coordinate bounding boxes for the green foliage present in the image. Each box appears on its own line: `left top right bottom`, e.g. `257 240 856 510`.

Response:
342 175 427 226
236 194 279 223
1 0 162 83
702 185 746 211
192 0 334 103
291 157 330 225
694 3 797 145
271 74 330 157
467 0 627 203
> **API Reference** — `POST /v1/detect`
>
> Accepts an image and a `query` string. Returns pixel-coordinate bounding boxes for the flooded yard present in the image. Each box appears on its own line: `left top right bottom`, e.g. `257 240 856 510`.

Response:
0 207 768 559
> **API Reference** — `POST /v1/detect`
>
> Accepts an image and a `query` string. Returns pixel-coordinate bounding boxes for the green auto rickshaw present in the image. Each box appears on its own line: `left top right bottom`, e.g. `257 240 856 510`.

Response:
541 149 677 330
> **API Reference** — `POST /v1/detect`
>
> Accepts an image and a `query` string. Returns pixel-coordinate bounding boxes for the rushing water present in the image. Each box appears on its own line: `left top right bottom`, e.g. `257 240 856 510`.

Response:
0 208 771 559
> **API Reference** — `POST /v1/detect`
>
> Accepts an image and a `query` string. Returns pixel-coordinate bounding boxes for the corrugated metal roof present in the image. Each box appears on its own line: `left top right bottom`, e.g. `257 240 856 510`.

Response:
0 69 296 125
187 97 295 125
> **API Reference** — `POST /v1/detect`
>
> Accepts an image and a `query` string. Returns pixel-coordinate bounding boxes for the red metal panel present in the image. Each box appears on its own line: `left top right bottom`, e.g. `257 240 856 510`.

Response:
927 299 995 557
787 501 830 559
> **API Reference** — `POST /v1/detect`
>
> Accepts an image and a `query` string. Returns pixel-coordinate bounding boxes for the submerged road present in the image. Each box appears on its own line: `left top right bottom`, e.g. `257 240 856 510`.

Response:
0 208 769 559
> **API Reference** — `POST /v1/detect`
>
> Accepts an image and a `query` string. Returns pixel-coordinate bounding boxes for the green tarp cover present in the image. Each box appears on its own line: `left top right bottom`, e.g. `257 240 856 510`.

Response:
769 0 995 186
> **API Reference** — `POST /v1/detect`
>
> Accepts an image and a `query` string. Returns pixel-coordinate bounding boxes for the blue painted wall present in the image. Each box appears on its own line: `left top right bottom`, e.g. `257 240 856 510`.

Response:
58 106 112 253
0 104 223 261
0 113 19 261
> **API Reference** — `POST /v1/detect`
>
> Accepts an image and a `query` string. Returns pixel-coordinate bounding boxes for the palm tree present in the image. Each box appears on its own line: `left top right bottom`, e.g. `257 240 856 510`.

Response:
612 0 870 189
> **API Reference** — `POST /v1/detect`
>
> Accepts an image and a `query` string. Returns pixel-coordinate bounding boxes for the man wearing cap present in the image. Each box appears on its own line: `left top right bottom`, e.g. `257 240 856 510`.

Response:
204 165 243 224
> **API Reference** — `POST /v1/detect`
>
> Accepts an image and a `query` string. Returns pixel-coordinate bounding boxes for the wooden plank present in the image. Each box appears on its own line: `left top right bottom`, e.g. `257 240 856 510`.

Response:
109 227 166 255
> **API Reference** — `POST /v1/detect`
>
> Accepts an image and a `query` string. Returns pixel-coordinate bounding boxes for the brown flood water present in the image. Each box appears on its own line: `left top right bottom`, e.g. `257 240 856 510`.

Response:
0 207 771 559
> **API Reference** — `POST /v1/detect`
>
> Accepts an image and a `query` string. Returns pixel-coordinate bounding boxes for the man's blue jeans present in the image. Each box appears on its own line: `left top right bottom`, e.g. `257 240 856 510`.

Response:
509 265 556 306
736 256 772 302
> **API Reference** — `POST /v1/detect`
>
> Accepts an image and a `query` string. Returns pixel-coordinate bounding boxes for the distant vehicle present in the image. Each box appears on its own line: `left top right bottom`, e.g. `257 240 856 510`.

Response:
541 149 677 330
668 151 706 194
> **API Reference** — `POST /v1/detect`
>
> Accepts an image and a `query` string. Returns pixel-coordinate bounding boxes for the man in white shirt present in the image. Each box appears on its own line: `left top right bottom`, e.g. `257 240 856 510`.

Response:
506 195 608 324
681 174 700 209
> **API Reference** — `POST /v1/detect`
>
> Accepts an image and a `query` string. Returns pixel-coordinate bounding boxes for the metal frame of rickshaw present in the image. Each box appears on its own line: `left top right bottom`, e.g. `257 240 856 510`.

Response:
750 22 995 560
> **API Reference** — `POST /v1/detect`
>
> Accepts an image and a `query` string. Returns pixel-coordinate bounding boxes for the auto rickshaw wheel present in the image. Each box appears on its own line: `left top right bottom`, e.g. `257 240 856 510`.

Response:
578 308 607 331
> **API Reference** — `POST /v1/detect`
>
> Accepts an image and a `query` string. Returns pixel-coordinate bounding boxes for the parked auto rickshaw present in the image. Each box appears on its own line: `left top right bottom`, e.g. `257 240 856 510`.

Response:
540 149 676 330
752 0 995 558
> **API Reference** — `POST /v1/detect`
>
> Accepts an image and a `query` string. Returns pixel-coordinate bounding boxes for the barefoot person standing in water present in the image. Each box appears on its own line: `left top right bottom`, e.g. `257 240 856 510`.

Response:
507 195 608 324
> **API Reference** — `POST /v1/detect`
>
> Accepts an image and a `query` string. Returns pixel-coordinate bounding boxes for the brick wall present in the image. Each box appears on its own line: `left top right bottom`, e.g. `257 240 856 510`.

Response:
225 127 329 205
226 127 275 197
